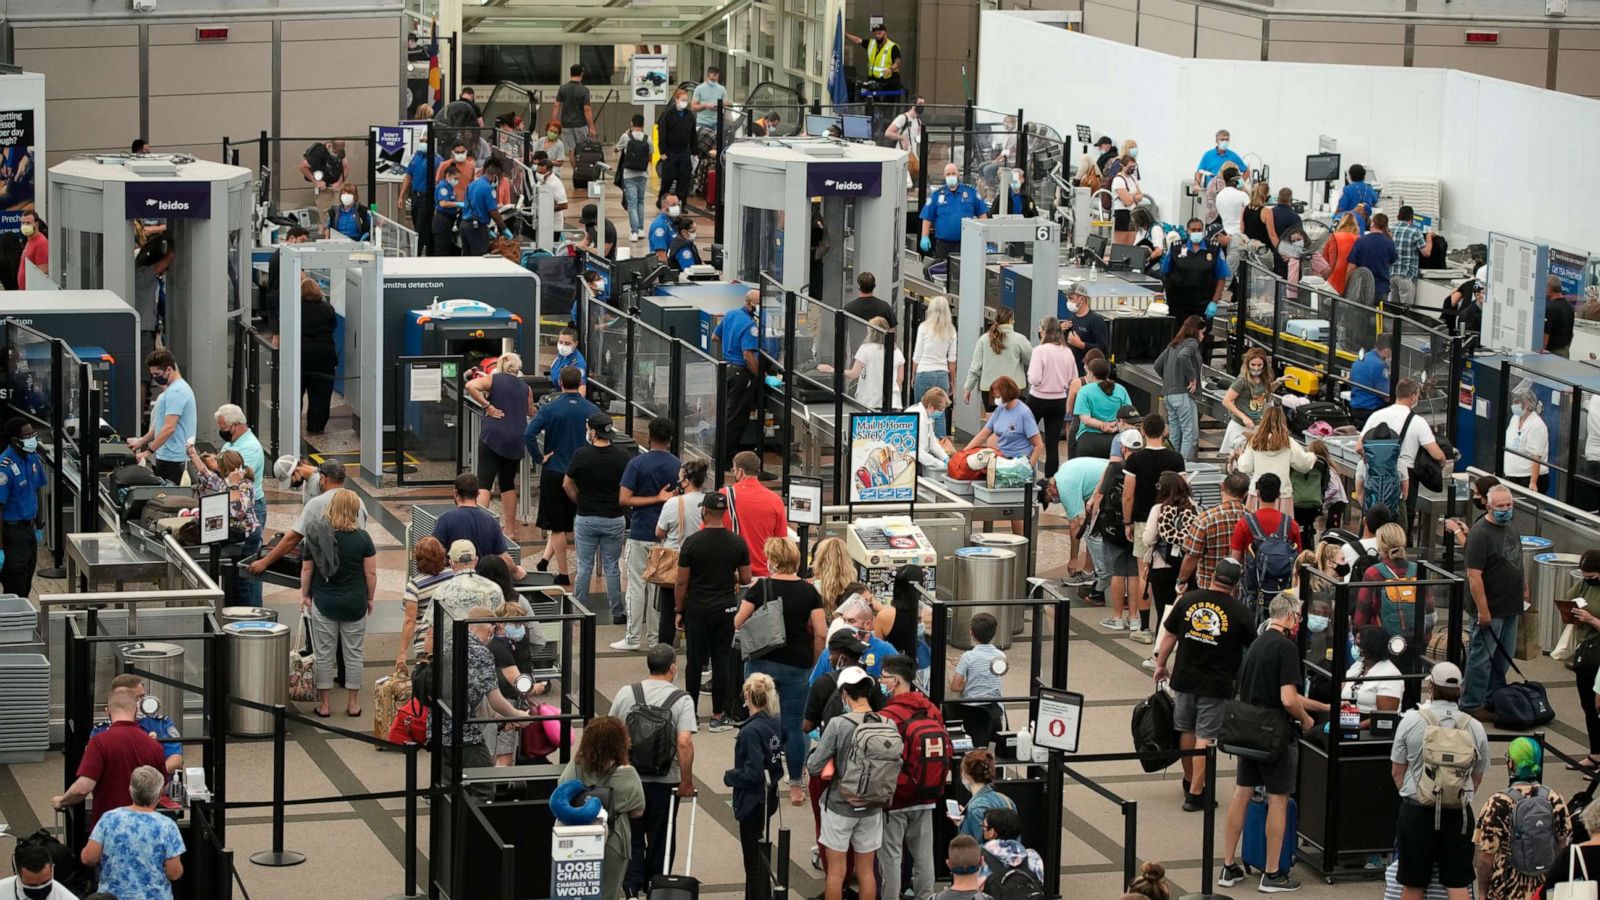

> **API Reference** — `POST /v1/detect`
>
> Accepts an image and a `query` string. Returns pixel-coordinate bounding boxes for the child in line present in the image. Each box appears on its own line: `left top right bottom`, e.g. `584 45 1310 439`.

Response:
935 835 987 900
950 613 1008 749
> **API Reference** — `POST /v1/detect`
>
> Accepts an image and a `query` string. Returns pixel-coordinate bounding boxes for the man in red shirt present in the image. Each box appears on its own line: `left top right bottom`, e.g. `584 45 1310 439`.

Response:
18 209 47 290
1228 474 1302 605
52 687 166 828
724 451 789 577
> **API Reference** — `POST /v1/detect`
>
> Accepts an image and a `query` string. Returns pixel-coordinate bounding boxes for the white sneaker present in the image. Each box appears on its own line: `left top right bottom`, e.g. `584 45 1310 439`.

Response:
1099 617 1126 631
1141 656 1157 670
631 230 642 241
1128 629 1154 644
608 638 640 651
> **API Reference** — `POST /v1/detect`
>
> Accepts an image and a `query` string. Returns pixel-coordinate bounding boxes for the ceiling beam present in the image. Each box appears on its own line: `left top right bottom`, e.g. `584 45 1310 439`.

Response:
468 6 707 18
463 28 697 41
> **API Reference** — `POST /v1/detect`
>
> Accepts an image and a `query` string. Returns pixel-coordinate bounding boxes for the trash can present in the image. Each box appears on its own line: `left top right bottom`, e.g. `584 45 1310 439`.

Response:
225 621 290 737
1520 536 1554 584
219 607 278 627
950 546 1016 651
118 642 185 726
1533 552 1581 655
971 533 1029 637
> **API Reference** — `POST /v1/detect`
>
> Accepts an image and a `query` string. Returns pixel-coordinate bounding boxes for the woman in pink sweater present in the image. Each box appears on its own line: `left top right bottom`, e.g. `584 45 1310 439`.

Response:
1027 316 1079 478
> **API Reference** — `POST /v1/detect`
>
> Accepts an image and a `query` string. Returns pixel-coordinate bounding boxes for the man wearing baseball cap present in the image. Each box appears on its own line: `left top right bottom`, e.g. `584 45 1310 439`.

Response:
1387 661 1490 899
807 665 888 900
674 489 750 733
447 539 478 572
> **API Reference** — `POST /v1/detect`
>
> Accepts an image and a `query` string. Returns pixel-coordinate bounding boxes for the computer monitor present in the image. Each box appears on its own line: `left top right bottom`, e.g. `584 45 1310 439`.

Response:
805 114 842 137
840 114 873 141
1084 233 1109 261
1306 152 1342 182
1107 243 1144 271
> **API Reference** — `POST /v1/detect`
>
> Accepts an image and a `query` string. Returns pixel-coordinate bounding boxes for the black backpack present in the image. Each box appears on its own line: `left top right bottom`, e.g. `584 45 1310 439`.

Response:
624 682 687 777
982 849 1046 900
16 827 93 895
1093 462 1128 545
622 133 652 172
1130 688 1180 773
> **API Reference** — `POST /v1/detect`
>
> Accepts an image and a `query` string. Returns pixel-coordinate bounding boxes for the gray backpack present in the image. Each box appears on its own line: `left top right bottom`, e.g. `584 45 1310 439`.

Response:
1416 707 1478 827
835 713 904 809
1504 784 1559 878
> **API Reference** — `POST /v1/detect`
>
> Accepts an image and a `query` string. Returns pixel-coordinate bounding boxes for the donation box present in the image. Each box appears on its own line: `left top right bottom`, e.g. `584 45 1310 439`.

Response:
551 820 607 900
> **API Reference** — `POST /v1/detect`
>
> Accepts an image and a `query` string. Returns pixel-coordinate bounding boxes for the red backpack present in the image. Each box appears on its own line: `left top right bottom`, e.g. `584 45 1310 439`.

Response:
894 708 953 807
388 697 428 746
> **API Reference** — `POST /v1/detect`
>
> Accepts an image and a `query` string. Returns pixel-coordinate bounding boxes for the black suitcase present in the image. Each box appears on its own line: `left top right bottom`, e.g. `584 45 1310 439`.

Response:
572 140 604 189
648 789 699 900
118 484 189 520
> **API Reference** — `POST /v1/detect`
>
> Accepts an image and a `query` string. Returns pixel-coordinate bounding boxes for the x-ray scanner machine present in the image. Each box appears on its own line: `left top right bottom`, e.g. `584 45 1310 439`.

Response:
47 154 253 427
721 140 907 307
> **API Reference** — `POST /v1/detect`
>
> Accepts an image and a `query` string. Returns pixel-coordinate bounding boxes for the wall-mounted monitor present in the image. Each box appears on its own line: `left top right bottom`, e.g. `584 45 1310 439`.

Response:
1305 153 1342 182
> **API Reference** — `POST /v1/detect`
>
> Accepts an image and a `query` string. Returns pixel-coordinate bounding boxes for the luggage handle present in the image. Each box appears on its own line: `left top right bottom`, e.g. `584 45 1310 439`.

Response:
1483 616 1532 682
664 786 698 878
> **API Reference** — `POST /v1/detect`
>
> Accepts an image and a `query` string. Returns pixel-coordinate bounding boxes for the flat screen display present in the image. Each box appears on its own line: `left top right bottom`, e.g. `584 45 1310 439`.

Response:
1305 153 1342 182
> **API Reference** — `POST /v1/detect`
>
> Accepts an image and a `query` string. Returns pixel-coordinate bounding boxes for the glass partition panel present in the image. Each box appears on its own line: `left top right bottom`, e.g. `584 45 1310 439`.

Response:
629 326 674 430
679 353 720 468
7 323 56 430
585 300 629 399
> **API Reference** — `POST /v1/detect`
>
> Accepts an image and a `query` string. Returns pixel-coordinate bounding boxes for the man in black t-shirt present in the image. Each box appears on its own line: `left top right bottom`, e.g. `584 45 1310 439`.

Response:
1218 593 1323 894
299 140 348 193
674 491 750 731
1153 558 1252 812
1061 286 1110 371
1545 275 1576 357
1460 484 1527 718
843 271 898 330
566 412 635 625
1121 413 1185 637
434 472 525 578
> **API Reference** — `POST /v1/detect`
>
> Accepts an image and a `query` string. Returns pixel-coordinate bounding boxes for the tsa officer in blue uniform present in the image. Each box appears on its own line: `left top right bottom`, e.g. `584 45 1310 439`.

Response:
91 674 184 775
919 162 989 262
399 145 443 235
1159 218 1231 327
667 217 702 272
460 159 508 257
0 418 46 598
717 289 765 465
649 194 680 265
431 164 464 256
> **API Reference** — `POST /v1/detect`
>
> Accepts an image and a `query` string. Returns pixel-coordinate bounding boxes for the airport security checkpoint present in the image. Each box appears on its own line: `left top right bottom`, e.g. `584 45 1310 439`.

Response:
10 4 1600 900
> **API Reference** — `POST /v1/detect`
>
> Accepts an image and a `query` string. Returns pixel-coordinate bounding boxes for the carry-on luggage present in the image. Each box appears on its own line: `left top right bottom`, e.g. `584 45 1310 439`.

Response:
649 788 700 900
1241 790 1297 875
572 140 605 189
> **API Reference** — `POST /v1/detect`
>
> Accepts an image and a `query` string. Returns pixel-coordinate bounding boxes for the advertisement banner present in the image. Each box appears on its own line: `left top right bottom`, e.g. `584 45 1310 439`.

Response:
631 54 670 104
550 822 606 900
849 413 918 503
1549 247 1587 297
124 181 212 219
0 109 36 231
806 162 882 198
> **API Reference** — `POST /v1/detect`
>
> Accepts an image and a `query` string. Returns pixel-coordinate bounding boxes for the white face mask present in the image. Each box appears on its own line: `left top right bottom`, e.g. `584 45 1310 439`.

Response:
1217 140 1230 152
945 175 958 189
558 343 575 357
453 151 467 162
1188 231 1205 243
340 193 354 207
667 204 681 216
676 99 688 111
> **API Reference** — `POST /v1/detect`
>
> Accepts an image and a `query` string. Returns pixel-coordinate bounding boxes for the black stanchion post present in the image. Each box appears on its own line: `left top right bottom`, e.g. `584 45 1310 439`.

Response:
669 336 685 457
714 99 726 245
1122 800 1138 889
250 705 306 866
223 137 231 166
782 290 797 488
385 743 424 899
1043 752 1064 900
625 317 637 435
1179 745 1228 900
260 129 270 204
42 340 65 576
832 309 846 502
774 826 792 900
367 129 378 216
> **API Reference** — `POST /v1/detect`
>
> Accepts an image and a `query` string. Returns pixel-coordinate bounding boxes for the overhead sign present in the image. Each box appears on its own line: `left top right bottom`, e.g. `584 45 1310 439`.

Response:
849 413 918 503
631 54 670 104
373 125 407 157
806 162 882 198
124 181 211 219
1034 687 1083 753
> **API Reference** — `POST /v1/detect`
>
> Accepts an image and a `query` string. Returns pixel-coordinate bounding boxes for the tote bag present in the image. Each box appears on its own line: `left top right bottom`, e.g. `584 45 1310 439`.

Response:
288 613 318 702
1553 845 1598 900
736 579 788 660
645 497 687 586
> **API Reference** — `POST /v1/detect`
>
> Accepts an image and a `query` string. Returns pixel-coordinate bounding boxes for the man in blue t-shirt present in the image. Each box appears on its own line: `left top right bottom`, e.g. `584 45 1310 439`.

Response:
433 471 525 578
525 366 600 586
1348 344 1392 425
1194 129 1247 188
1346 212 1398 301
614 416 682 651
129 349 195 485
1334 164 1381 233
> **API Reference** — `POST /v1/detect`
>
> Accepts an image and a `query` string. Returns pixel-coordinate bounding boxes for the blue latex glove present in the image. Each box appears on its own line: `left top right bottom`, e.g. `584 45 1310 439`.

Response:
920 236 932 253
34 528 43 545
764 375 783 390
0 548 9 570
1204 301 1218 319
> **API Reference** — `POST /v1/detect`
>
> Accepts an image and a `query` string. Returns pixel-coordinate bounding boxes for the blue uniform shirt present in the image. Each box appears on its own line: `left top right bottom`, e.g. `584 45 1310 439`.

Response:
1349 351 1390 411
1160 239 1232 280
1195 147 1247 186
464 176 497 224
648 212 675 253
92 715 182 761
1334 181 1380 232
671 239 700 270
717 306 760 366
331 206 363 240
920 184 988 242
434 180 459 218
406 152 443 193
550 349 588 385
0 446 44 523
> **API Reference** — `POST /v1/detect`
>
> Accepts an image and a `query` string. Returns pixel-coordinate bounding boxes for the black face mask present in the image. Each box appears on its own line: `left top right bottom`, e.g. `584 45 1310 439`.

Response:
22 883 54 900
219 427 233 443
914 104 926 115
1473 497 1487 511
1333 563 1352 579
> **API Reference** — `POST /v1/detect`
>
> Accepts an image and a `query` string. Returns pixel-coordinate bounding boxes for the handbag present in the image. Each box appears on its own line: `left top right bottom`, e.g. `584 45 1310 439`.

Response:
288 613 318 703
1575 634 1600 672
1554 845 1599 900
736 579 788 661
645 496 686 586
1218 699 1293 763
1554 623 1580 663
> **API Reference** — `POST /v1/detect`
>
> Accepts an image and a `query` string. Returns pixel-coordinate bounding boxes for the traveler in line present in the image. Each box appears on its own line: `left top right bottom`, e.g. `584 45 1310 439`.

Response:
675 491 749 732
615 417 681 651
1390 662 1489 900
566 413 632 624
1460 485 1528 720
560 717 646 900
736 537 826 799
81 766 184 899
727 672 786 900
466 353 535 534
610 645 697 896
301 489 375 718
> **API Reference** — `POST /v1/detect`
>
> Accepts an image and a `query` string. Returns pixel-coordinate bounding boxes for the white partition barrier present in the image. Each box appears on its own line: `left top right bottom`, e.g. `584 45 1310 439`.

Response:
978 11 1600 250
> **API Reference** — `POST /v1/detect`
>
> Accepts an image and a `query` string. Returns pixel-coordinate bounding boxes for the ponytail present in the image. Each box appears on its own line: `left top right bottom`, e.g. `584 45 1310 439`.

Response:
988 308 1014 356
742 672 778 715
1088 357 1116 396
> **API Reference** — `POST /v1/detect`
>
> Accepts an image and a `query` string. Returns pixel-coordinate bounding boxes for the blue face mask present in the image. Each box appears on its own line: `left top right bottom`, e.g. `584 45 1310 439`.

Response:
945 176 958 190
1511 402 1524 418
1491 508 1514 525
1307 614 1329 633
504 624 526 642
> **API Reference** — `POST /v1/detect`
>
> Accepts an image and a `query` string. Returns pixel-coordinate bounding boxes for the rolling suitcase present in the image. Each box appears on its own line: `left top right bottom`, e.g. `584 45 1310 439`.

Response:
572 140 605 189
1241 790 1297 874
649 789 699 900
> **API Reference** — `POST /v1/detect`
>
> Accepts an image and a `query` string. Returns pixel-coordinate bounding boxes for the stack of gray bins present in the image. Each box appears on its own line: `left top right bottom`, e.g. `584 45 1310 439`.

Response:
0 594 33 643
0 653 49 762
1188 462 1225 510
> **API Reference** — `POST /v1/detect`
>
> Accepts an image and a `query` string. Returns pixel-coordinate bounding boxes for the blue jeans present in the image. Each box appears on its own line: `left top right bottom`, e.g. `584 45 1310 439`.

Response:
1086 534 1112 595
622 174 648 233
911 369 951 438
748 657 809 783
1165 393 1199 461
236 496 267 607
574 515 626 621
1462 614 1519 711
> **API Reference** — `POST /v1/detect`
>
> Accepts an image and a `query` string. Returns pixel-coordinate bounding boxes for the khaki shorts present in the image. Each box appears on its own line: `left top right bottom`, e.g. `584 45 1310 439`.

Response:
819 807 884 853
1132 520 1151 560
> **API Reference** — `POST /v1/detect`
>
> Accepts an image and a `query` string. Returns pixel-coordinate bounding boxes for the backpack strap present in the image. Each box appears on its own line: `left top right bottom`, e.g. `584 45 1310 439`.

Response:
632 682 647 707
1270 513 1290 540
1245 511 1267 542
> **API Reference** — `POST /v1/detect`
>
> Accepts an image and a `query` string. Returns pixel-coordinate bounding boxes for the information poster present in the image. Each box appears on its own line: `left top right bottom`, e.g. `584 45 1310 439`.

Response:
849 413 918 503
199 492 230 544
1034 687 1083 753
630 54 670 103
787 475 823 526
410 365 442 402
0 109 36 231
373 122 430 180
1549 247 1588 297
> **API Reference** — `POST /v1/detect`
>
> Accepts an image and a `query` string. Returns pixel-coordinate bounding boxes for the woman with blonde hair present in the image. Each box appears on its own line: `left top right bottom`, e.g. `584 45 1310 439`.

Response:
811 537 854 619
841 315 905 410
1323 213 1361 294
1234 405 1315 511
911 295 959 440
560 717 645 900
963 307 1032 413
1027 315 1078 477
466 349 536 532
906 386 953 467
1221 347 1277 454
300 489 376 718
727 672 785 897
1354 522 1425 636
